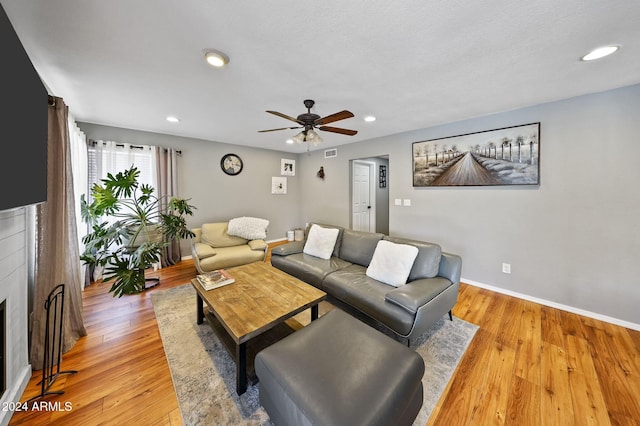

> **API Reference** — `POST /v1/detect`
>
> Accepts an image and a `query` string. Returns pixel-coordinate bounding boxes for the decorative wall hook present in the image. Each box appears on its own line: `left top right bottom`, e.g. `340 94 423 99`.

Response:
317 166 325 180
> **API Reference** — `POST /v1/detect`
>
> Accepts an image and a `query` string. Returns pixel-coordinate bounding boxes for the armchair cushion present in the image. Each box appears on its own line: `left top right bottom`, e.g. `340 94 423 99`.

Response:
193 242 217 260
201 223 247 247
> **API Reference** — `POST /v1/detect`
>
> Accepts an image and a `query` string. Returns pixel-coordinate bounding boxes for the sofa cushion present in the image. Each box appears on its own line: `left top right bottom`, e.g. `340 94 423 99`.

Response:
271 241 304 256
303 224 340 260
228 216 269 240
193 242 217 260
322 264 415 335
338 229 384 267
271 252 352 289
384 237 442 280
366 240 419 287
201 223 248 248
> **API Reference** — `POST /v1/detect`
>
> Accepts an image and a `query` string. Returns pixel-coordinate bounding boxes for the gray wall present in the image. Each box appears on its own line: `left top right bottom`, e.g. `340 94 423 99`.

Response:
297 84 640 325
78 123 304 252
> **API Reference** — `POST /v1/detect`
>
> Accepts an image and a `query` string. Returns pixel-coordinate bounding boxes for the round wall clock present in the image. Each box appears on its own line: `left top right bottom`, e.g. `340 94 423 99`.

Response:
221 153 243 175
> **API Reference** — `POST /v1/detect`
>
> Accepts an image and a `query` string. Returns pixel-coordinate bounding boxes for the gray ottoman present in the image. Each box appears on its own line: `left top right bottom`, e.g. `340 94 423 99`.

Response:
255 309 425 426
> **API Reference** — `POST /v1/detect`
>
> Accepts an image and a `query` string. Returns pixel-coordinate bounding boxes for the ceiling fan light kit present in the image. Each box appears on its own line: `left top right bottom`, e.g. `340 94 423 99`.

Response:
258 99 357 149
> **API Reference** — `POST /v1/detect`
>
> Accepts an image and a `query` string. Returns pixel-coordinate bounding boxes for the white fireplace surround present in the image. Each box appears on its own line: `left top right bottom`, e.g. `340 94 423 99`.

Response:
0 208 32 426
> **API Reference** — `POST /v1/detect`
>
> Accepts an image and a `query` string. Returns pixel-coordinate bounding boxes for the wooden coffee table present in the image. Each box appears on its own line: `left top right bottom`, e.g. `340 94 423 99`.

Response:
191 262 326 395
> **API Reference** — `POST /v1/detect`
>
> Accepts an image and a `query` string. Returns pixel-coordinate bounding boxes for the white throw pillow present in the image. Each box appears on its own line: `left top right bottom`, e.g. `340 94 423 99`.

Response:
227 217 269 240
303 225 340 260
366 240 419 287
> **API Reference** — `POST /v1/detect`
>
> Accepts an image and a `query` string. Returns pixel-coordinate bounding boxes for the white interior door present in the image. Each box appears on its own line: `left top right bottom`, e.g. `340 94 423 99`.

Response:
352 161 375 232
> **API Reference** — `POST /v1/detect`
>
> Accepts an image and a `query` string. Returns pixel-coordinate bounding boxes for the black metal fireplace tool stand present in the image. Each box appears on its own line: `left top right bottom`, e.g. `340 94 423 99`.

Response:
27 283 77 402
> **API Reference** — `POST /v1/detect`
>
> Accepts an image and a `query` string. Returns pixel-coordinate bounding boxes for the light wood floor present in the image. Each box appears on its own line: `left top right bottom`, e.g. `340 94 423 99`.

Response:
10 252 640 425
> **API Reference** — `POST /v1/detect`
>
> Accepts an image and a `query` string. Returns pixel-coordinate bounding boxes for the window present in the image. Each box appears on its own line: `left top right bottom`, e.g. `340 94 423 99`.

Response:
87 141 157 203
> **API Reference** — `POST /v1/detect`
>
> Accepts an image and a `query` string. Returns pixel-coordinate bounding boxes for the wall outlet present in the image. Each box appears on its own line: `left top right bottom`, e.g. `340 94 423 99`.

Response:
502 263 511 274
394 199 402 206
403 199 411 206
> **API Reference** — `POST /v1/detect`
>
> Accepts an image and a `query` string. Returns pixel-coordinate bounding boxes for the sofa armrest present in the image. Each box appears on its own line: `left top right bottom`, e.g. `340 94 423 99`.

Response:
271 241 305 256
438 252 462 284
248 239 268 251
385 277 453 314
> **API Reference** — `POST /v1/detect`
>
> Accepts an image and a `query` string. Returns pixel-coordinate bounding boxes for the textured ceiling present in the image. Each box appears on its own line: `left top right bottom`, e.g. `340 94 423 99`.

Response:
3 0 640 153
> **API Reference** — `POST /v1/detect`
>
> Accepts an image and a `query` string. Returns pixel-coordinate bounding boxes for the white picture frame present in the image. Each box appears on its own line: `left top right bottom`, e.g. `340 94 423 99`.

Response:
281 158 295 176
272 177 287 194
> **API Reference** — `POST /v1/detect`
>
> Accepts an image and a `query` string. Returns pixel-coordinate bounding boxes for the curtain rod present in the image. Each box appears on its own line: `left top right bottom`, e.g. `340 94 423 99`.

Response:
89 139 182 155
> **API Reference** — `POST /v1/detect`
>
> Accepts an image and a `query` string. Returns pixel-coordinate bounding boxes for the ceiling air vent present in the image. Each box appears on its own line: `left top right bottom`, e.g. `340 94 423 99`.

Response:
324 148 338 159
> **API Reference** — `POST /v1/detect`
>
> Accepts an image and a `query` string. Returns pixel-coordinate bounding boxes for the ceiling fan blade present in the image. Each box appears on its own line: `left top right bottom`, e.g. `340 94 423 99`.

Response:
266 110 304 125
318 126 358 136
315 110 354 125
258 126 302 133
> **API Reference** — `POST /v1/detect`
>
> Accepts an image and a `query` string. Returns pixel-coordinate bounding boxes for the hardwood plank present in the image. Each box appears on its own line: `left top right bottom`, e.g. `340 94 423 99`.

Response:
493 296 524 349
564 334 611 426
461 288 492 325
540 342 575 425
470 341 516 425
583 324 640 422
504 375 540 426
513 300 542 386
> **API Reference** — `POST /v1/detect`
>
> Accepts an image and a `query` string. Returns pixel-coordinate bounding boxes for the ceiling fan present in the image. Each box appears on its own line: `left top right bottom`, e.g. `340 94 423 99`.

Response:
258 99 358 146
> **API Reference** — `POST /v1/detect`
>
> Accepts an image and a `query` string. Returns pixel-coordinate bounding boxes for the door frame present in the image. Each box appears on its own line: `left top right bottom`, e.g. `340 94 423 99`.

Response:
351 160 376 232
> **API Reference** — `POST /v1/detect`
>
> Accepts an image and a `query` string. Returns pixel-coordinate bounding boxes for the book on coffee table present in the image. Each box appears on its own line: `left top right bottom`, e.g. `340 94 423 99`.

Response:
197 269 235 291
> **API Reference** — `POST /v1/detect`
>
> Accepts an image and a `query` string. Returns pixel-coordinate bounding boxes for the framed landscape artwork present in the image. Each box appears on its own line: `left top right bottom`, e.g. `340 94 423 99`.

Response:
412 122 540 187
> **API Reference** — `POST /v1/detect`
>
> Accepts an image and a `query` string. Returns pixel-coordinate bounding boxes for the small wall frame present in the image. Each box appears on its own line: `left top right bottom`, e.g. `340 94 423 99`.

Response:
379 165 387 188
281 158 295 176
272 177 287 194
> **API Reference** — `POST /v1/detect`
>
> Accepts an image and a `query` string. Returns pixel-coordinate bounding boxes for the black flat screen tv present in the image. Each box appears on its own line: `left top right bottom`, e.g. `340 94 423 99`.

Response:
0 4 48 211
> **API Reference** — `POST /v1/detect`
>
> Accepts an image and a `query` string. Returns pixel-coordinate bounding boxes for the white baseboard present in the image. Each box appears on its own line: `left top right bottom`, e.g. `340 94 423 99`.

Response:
463 278 640 332
0 364 32 426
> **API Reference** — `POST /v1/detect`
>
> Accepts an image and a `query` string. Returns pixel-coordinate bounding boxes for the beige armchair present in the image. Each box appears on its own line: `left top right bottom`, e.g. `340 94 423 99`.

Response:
191 222 268 274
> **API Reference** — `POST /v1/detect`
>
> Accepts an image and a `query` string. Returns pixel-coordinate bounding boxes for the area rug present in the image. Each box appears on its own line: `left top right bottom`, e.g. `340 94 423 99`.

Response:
151 284 478 426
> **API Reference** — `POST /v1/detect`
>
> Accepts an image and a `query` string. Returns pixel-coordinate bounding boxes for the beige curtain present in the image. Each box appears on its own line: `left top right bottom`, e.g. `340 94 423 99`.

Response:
156 147 181 266
30 96 87 369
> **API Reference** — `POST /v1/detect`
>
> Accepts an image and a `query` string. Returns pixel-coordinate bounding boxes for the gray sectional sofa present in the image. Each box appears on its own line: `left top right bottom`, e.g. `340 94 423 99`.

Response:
270 223 462 344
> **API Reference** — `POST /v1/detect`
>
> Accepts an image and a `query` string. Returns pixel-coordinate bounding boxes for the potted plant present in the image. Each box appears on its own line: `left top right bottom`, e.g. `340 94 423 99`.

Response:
81 166 196 297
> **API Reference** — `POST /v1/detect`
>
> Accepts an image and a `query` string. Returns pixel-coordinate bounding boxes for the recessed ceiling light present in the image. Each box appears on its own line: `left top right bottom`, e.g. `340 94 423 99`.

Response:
204 49 230 67
364 116 376 122
165 116 180 123
581 45 619 61
286 139 294 144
